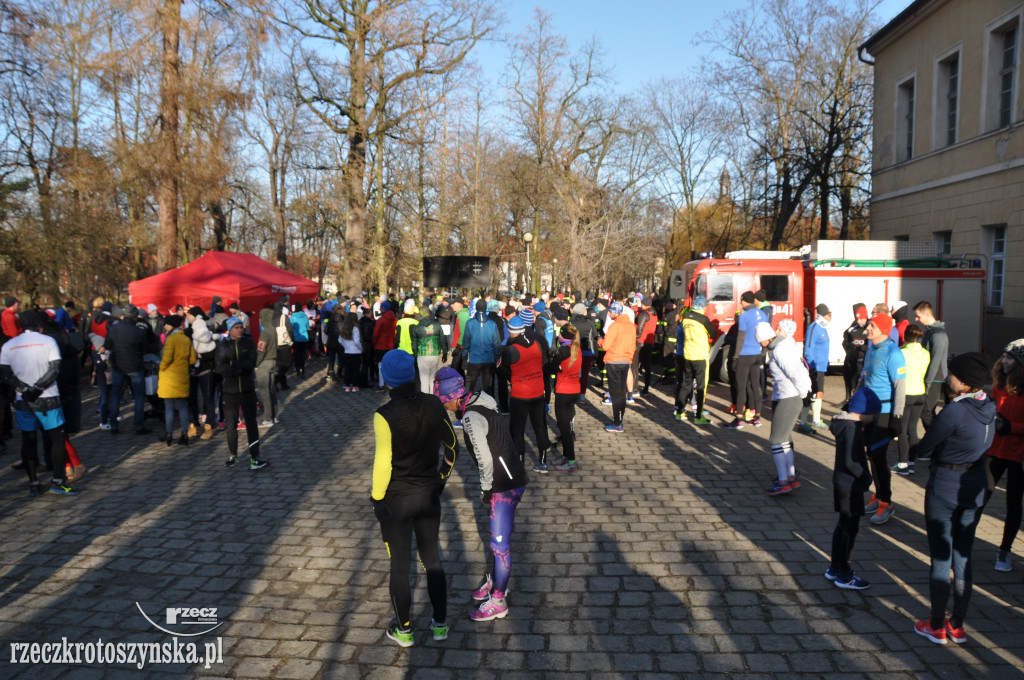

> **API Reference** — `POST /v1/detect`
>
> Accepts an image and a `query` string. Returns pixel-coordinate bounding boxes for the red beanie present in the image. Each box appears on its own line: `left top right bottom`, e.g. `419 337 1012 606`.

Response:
870 313 893 336
853 304 868 320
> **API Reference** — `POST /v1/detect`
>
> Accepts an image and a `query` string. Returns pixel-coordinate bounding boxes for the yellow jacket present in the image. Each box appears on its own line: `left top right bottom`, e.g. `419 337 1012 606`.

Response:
902 341 930 397
158 329 196 399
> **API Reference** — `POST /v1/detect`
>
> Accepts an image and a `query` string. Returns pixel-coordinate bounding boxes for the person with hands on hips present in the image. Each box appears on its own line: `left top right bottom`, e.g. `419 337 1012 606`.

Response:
433 366 528 623
371 350 458 648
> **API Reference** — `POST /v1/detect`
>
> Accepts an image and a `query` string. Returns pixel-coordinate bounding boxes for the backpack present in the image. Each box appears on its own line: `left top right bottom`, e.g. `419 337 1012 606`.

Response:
536 313 555 347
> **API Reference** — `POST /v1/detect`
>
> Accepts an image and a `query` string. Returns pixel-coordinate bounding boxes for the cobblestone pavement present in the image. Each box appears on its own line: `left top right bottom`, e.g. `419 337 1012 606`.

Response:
1 358 1022 679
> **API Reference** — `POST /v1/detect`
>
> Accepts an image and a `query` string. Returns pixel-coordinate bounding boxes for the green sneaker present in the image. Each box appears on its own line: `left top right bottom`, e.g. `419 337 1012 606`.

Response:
693 417 710 425
673 410 683 421
386 621 414 647
430 618 448 641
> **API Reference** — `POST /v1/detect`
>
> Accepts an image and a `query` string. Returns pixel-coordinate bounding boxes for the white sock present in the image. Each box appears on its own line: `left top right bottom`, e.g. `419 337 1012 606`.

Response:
784 444 796 478
811 398 822 424
798 404 810 424
771 444 789 481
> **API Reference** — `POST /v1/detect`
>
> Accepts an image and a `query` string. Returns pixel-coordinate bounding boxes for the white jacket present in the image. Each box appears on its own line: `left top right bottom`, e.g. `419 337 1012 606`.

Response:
768 336 811 400
340 328 362 355
190 317 217 355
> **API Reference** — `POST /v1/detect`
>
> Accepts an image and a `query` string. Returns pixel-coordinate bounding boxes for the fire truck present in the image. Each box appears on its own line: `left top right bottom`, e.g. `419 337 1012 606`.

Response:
676 240 987 372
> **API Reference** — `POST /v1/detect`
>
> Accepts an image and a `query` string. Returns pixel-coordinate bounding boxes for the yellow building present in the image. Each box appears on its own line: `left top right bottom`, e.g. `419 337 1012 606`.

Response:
861 0 1024 352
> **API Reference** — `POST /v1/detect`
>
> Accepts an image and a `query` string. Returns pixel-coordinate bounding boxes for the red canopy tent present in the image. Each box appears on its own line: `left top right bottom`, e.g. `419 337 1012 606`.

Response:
128 251 320 314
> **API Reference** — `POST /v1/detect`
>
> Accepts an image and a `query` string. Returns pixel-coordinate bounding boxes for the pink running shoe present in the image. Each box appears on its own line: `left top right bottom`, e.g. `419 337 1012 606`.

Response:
470 595 508 622
471 574 492 601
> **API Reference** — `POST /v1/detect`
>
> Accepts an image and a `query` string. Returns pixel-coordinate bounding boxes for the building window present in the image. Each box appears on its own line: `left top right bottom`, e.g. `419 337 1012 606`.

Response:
985 224 1007 308
934 230 952 255
894 234 910 242
943 55 959 145
987 17 1020 130
896 77 915 161
1001 28 1017 127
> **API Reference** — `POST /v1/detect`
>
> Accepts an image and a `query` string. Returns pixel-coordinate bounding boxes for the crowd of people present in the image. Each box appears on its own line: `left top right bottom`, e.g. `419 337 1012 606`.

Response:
1 285 1020 649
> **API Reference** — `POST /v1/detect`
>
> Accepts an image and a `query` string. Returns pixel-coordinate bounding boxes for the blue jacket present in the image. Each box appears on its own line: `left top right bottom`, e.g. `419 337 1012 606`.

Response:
919 392 996 507
803 319 830 372
462 313 501 364
290 311 310 342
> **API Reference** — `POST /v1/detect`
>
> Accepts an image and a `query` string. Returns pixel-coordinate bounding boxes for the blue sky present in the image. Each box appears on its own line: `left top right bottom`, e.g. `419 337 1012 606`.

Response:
473 0 911 91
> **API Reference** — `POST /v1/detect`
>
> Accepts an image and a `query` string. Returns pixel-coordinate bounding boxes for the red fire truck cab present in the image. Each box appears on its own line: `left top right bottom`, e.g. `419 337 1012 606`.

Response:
680 240 987 371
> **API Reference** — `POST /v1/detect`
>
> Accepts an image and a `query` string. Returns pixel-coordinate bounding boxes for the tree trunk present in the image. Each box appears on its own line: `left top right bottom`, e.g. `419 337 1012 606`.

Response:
343 28 368 297
157 0 182 271
210 200 229 251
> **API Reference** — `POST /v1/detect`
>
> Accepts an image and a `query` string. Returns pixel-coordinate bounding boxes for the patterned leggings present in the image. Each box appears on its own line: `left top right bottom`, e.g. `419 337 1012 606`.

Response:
489 487 526 595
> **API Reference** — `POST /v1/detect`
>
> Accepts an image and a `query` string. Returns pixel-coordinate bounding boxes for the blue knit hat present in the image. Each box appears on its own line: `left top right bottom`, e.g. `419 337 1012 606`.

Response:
533 301 546 312
508 316 525 332
380 350 416 386
519 308 535 325
609 301 624 314
848 388 882 415
380 301 390 312
487 299 500 313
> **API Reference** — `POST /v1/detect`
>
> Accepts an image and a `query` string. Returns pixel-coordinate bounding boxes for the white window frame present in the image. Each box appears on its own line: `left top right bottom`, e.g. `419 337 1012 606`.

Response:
932 44 961 149
984 224 1007 309
895 71 917 162
981 8 1023 133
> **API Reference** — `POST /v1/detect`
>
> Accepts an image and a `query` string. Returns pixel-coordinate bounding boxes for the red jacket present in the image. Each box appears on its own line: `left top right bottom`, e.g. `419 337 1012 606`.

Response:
373 311 397 351
1 308 21 339
989 386 1024 463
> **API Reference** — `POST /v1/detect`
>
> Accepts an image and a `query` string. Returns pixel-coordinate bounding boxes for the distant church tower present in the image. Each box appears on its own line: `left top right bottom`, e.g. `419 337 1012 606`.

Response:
718 167 731 202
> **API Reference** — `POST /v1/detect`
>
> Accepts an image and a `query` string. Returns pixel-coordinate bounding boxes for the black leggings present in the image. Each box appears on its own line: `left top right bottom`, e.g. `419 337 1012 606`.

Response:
830 491 863 579
554 393 578 462
866 413 892 503
898 395 926 464
606 363 630 425
22 426 67 483
734 354 763 414
343 353 361 386
292 342 308 376
378 490 446 627
466 362 494 396
509 396 550 462
223 391 259 459
987 456 1024 553
676 356 708 414
637 344 653 392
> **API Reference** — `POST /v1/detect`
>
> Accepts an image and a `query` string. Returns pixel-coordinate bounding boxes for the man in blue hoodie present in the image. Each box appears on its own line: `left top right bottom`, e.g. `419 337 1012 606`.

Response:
799 304 832 431
462 300 501 396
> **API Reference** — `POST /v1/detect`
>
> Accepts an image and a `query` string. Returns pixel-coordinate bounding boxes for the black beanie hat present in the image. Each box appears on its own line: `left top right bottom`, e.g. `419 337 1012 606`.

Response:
740 291 755 304
947 352 992 389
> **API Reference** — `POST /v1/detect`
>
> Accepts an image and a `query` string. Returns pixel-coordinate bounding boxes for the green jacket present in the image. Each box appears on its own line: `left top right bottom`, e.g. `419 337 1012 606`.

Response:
411 314 443 356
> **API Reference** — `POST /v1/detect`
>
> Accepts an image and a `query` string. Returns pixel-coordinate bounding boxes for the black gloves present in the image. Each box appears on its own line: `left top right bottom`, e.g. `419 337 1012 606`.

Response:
480 489 492 507
888 414 903 438
371 498 392 521
995 413 1013 436
21 386 43 403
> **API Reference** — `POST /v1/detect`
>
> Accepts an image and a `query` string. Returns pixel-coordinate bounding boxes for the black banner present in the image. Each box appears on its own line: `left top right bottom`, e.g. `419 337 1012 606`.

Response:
423 256 491 288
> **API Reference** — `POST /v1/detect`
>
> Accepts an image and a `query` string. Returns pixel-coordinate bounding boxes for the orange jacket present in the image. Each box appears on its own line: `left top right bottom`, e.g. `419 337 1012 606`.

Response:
599 316 636 362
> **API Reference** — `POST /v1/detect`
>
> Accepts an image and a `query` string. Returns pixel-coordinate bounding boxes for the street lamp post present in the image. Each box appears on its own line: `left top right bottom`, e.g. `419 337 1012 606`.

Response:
524 232 533 295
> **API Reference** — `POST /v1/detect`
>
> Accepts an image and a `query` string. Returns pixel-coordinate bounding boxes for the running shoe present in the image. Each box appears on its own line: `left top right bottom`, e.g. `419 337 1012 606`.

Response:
471 574 493 601
726 404 738 415
351 386 359 393
260 419 275 427
532 462 549 474
723 419 744 430
824 567 838 581
864 494 879 513
797 422 814 434
605 424 623 433
890 463 909 474
29 481 43 497
249 458 269 470
553 460 579 472
626 396 635 405
944 621 967 644
914 620 947 645
834 573 870 590
693 417 710 425
386 621 414 647
870 501 895 525
430 618 448 641
469 595 508 622
673 409 683 421
452 420 463 429
766 481 796 496
99 423 112 431
225 456 237 468
995 551 1012 572
601 397 613 406
749 417 762 427
544 404 551 413
48 481 80 496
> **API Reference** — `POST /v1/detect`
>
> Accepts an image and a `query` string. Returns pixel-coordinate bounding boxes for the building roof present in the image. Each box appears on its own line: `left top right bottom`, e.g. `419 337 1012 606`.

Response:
860 0 944 56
